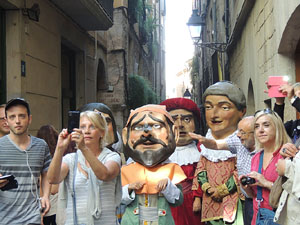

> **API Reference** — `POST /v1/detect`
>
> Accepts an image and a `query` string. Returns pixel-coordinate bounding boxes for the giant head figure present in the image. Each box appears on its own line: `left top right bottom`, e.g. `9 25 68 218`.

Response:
160 98 200 146
203 81 246 139
122 104 178 167
80 103 118 148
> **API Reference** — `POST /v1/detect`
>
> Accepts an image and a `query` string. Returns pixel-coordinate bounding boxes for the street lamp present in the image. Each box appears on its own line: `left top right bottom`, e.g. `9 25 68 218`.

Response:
187 9 227 52
183 89 192 99
186 9 205 43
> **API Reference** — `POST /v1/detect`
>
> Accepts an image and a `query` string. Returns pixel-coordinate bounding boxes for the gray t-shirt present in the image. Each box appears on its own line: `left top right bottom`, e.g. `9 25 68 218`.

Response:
0 135 51 225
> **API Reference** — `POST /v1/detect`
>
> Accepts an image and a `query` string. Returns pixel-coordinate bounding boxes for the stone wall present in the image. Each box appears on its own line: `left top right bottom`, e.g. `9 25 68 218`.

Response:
229 0 300 120
5 0 106 133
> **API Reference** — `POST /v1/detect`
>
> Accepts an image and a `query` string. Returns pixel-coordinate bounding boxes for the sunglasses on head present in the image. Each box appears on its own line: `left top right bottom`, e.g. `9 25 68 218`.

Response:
254 108 277 117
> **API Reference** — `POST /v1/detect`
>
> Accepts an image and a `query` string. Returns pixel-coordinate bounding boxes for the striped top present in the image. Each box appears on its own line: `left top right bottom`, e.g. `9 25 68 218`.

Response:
0 135 51 225
62 149 121 225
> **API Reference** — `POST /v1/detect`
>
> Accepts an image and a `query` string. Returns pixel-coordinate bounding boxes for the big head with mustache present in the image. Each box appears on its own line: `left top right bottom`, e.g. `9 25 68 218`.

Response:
122 105 178 167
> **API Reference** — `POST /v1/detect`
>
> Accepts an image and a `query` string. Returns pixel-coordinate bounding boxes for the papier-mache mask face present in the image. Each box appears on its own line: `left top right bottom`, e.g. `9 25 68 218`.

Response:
122 104 178 167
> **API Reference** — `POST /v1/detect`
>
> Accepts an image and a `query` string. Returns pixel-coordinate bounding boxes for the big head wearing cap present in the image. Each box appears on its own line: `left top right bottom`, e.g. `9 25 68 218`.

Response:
160 98 201 146
80 103 118 147
203 81 246 139
122 104 179 167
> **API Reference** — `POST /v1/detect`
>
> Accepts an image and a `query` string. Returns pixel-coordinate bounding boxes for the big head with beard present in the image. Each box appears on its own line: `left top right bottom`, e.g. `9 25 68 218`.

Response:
122 104 178 167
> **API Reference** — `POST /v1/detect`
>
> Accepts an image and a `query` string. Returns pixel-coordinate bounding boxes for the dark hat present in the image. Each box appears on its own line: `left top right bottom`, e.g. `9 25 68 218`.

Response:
5 98 31 115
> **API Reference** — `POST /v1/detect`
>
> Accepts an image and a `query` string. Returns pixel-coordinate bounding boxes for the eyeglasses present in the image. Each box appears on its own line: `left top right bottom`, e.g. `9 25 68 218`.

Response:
237 129 254 136
254 108 278 117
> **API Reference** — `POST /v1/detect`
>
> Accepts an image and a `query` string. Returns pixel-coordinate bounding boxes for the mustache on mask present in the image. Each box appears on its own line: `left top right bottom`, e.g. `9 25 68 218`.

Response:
133 135 167 149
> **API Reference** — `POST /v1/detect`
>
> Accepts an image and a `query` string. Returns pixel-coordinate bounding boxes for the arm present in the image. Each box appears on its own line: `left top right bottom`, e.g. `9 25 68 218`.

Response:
72 128 120 181
210 175 238 202
279 143 298 158
0 173 9 189
40 171 51 215
239 175 255 198
273 100 285 121
80 149 120 181
248 171 274 190
50 184 59 195
47 129 70 184
121 181 145 205
121 185 136 205
189 132 229 150
161 181 183 207
292 97 300 113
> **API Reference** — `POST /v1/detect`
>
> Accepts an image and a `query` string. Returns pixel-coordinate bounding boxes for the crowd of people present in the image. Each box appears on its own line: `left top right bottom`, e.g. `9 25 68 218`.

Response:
0 80 300 225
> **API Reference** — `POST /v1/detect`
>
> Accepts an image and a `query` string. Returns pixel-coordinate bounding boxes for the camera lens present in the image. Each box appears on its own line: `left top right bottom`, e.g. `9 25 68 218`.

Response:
241 177 248 186
241 176 255 185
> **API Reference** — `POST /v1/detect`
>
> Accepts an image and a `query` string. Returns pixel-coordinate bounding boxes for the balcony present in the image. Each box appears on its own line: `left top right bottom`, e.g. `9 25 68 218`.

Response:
50 0 113 31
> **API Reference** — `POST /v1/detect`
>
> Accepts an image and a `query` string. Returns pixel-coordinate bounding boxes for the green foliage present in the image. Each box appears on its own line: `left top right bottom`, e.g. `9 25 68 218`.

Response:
128 0 158 57
128 74 160 109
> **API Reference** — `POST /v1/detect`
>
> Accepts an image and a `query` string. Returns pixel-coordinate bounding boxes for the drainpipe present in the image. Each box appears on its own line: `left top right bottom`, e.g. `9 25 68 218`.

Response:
212 0 217 42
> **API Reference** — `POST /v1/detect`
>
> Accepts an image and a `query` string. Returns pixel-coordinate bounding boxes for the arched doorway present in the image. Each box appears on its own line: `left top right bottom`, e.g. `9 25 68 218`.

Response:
97 58 108 91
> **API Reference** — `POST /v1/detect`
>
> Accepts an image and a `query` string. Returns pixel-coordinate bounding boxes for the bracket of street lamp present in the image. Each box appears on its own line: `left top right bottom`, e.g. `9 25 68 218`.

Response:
194 41 227 53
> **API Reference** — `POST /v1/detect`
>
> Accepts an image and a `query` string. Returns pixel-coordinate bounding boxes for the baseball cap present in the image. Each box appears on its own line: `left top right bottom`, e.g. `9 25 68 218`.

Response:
5 98 31 115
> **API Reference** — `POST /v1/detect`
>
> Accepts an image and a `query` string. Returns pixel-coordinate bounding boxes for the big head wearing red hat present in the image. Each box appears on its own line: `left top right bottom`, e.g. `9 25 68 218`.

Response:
160 98 201 146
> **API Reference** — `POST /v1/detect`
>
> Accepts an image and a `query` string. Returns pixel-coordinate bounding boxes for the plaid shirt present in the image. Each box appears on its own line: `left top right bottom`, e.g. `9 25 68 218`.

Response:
226 134 256 177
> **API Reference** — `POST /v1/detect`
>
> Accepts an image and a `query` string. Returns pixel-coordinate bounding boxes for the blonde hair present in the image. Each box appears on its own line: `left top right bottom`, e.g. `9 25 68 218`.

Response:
254 110 290 151
293 82 300 91
80 111 108 148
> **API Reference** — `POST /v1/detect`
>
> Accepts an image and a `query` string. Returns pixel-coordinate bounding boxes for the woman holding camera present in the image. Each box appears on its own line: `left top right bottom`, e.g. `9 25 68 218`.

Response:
47 111 121 225
240 109 290 225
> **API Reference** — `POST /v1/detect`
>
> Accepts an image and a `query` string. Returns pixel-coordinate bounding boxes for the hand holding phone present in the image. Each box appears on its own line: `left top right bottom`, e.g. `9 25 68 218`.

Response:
0 174 18 191
67 111 80 134
268 76 289 98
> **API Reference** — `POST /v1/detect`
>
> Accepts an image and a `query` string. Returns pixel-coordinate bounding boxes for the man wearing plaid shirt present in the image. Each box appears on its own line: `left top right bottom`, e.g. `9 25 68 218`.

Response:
190 116 256 225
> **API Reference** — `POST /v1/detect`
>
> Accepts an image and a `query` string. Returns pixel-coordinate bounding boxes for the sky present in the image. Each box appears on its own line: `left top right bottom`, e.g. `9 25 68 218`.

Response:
165 0 194 97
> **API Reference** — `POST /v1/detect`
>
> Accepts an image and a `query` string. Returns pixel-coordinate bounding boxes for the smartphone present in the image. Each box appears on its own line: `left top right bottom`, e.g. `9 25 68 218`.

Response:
67 111 80 134
268 76 289 98
0 175 18 191
0 174 15 181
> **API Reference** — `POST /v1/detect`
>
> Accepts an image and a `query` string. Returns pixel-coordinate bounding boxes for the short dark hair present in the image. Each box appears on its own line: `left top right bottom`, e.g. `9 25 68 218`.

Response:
5 98 31 116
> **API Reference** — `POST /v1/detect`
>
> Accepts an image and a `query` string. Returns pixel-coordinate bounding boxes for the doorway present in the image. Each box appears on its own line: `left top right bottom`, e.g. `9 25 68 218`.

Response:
61 44 76 128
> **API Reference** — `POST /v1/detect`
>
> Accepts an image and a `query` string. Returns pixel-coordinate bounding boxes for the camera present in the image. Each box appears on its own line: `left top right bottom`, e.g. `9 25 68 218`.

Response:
67 111 80 134
241 176 255 186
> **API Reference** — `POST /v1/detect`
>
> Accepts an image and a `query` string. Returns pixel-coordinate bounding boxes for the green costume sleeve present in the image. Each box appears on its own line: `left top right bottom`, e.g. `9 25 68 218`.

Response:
225 175 237 194
197 171 212 194
197 171 208 186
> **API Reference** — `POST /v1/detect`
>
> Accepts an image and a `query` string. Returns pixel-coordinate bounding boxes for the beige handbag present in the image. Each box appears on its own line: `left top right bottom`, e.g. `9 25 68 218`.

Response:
269 176 287 209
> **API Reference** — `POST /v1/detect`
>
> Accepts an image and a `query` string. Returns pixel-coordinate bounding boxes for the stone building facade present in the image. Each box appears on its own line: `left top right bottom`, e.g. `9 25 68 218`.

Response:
193 0 300 121
0 0 165 134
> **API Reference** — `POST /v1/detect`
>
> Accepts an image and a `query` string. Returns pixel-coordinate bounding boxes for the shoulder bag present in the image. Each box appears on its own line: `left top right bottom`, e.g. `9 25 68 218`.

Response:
255 151 279 225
